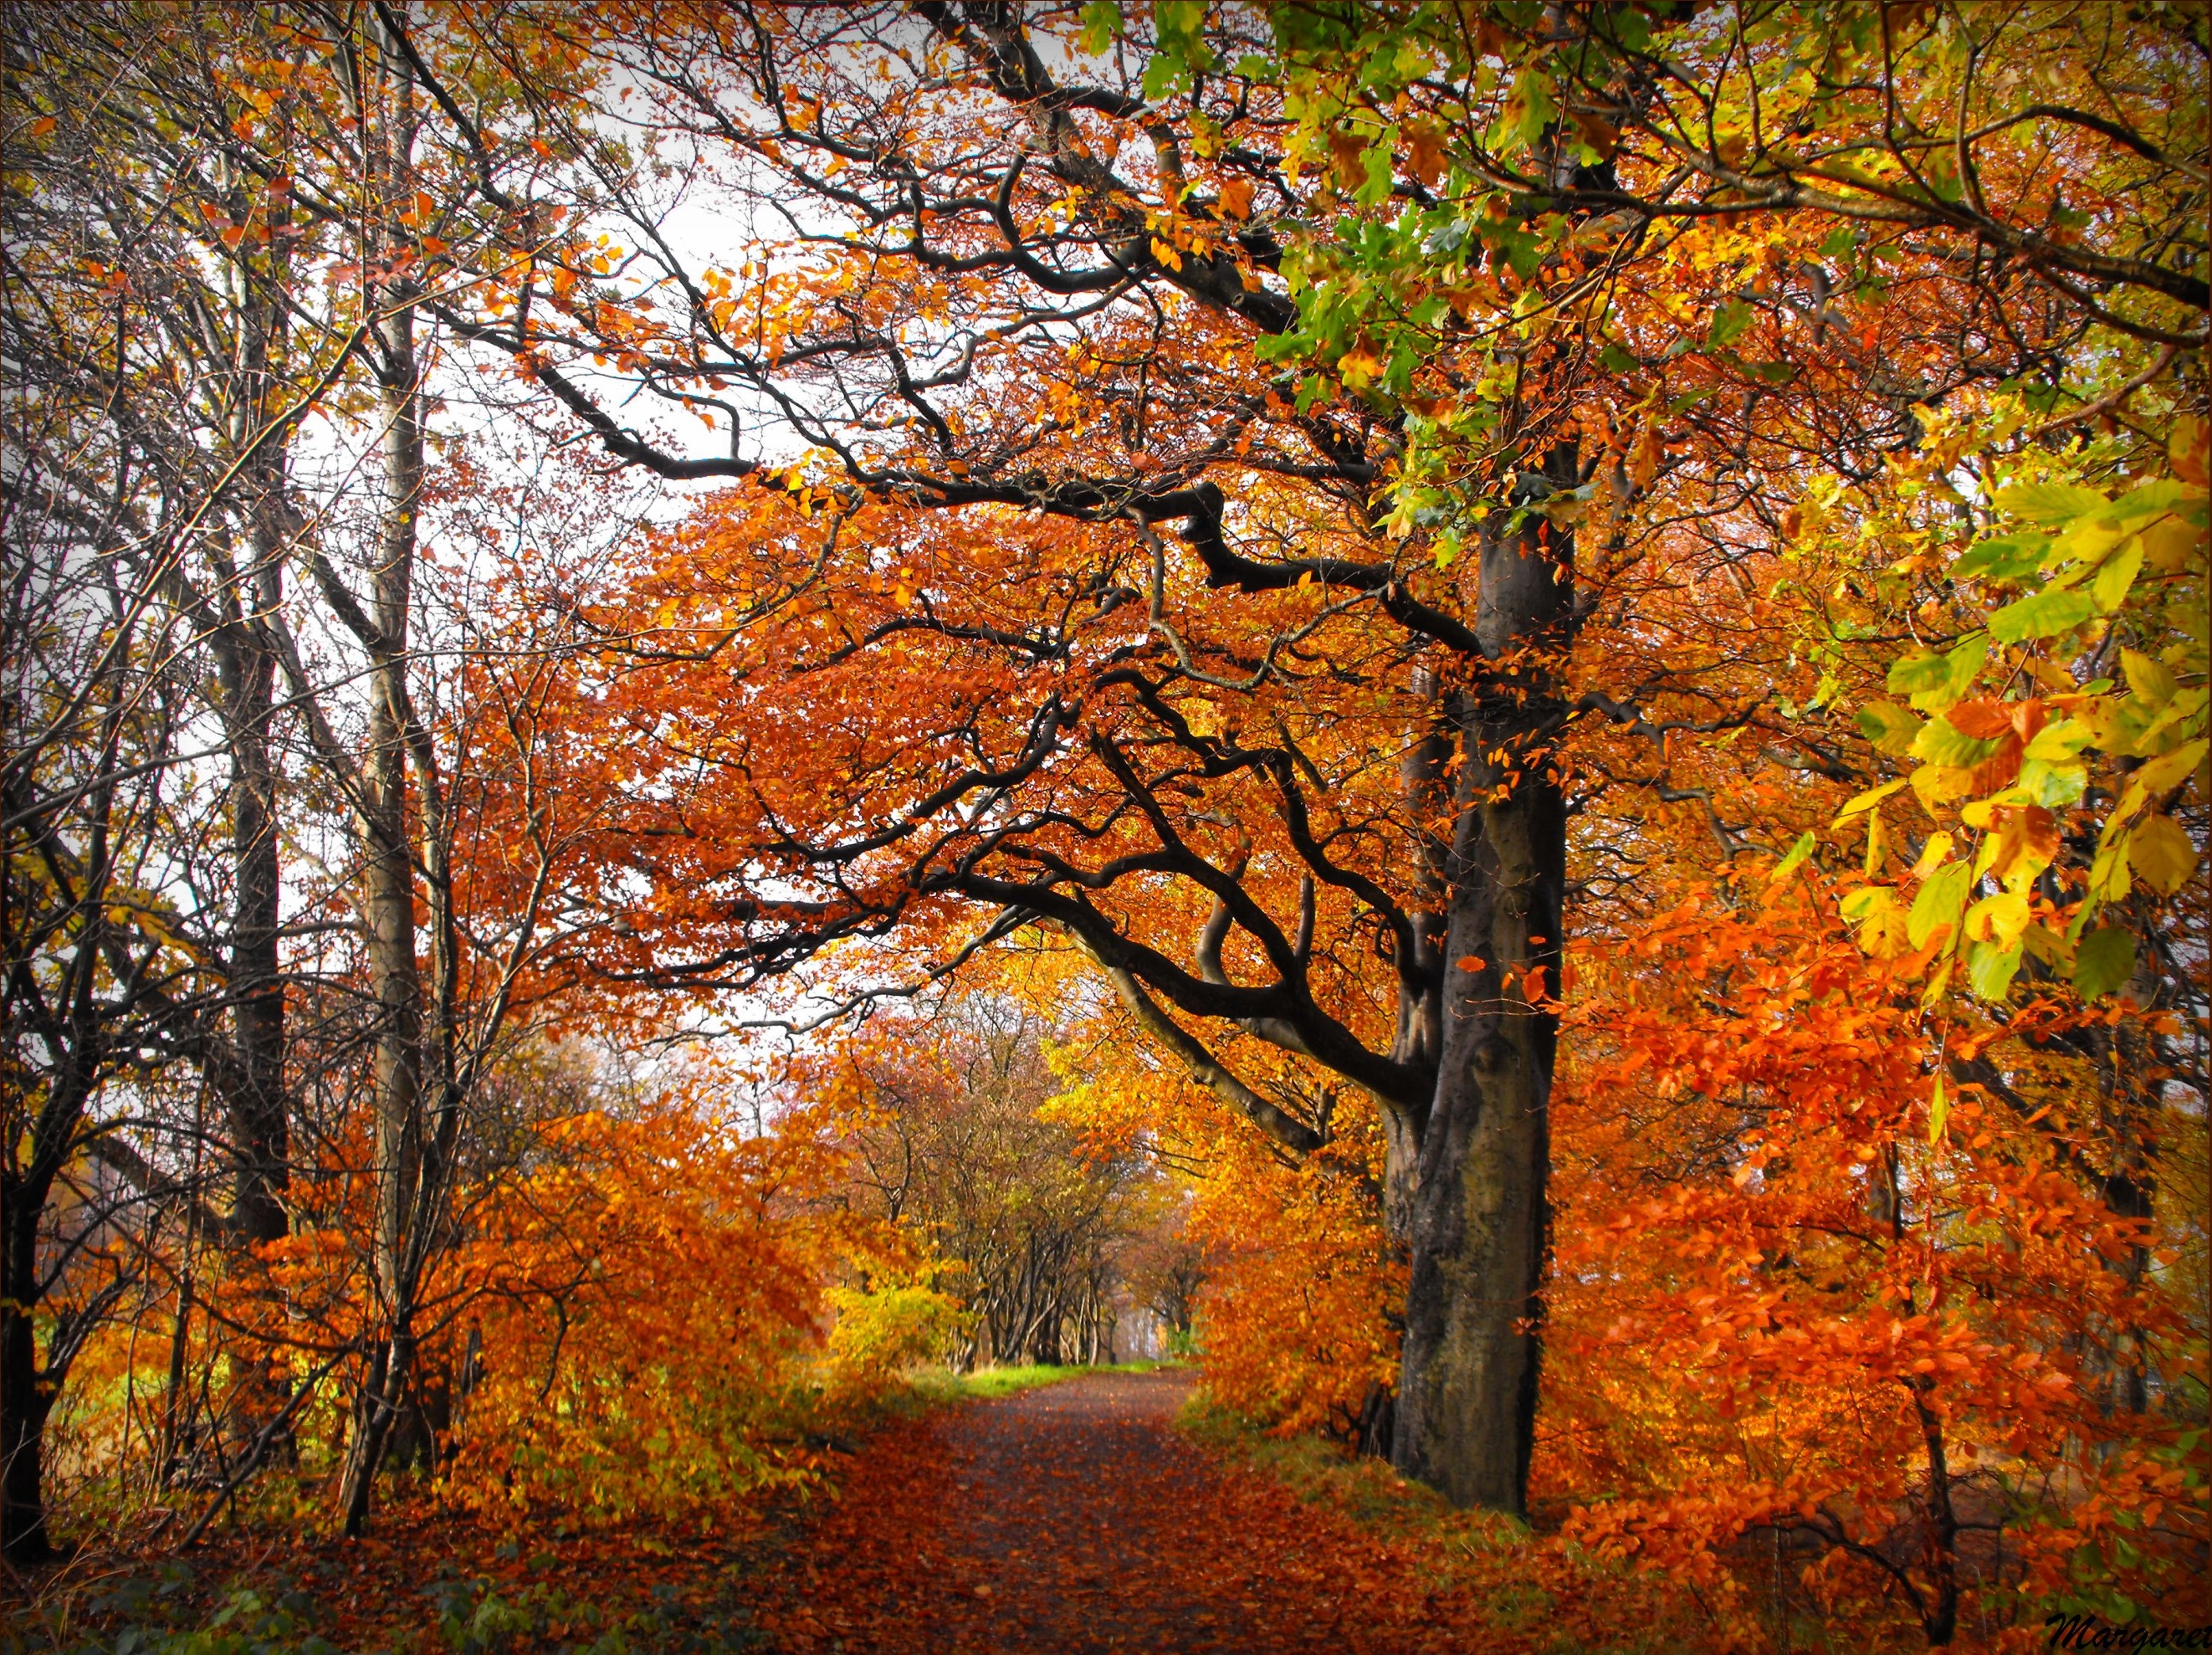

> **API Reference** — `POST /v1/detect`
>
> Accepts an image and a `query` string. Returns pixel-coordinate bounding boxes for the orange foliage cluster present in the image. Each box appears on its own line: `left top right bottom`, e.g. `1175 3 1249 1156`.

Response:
1544 880 2203 1640
54 1073 896 1532
1183 1120 1404 1444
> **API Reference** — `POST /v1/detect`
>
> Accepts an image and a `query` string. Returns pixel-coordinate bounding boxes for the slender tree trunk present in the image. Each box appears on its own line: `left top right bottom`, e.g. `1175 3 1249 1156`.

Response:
335 91 426 1524
223 515 289 1247
335 338 423 1529
220 205 294 1247
159 1257 194 1488
1 1173 55 1559
1389 460 1574 1517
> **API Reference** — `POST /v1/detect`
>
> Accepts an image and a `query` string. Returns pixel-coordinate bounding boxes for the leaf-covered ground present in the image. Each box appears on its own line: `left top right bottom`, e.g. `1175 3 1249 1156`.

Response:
17 1371 1672 1652
759 1370 1514 1654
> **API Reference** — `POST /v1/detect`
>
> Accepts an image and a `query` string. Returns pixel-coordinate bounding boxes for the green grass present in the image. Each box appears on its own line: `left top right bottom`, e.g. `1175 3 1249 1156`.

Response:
911 1358 1171 1405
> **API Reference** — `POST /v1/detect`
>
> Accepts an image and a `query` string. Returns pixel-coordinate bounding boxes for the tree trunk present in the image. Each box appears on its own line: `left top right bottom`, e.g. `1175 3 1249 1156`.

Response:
223 516 289 1247
1390 754 1560 1513
219 217 294 1248
335 75 424 1524
2 1180 54 1560
1388 463 1574 1517
333 365 422 1529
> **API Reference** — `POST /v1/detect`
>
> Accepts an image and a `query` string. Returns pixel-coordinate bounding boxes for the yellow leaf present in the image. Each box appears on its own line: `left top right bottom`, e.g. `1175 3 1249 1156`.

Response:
2141 515 2203 573
1864 810 1889 876
1865 904 1912 959
2122 648 2178 709
1337 349 1383 390
1910 764 1974 812
2091 538 2143 612
2171 413 2209 484
1834 776 1907 823
1910 831 1953 879
1920 954 1956 1007
1964 891 2030 950
2134 738 2206 803
2087 838 2132 904
1983 805 2059 892
2127 815 2199 895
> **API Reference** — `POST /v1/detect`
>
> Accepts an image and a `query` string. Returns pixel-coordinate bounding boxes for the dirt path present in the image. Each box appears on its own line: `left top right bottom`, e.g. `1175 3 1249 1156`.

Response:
758 1371 1477 1654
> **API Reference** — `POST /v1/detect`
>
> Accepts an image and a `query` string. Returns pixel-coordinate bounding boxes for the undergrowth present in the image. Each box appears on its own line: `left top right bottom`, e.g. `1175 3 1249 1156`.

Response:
3 1362 1168 1655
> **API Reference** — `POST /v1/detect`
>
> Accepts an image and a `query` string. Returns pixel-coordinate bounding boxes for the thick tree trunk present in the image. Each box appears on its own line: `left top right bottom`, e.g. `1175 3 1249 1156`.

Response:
1388 463 1574 1517
1390 751 1562 1514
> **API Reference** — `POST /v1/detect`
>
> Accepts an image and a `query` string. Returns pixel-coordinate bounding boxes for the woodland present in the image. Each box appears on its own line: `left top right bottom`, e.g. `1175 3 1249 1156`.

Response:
1 3 2206 1652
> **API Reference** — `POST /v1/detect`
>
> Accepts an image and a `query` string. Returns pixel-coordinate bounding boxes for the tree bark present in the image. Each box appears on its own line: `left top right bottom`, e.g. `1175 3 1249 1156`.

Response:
335 48 425 1524
1388 466 1574 1517
222 551 289 1247
2 1171 56 1560
334 333 424 1531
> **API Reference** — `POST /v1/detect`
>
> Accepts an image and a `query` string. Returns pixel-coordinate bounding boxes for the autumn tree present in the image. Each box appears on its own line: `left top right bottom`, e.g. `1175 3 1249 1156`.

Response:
4 0 631 1545
412 0 2201 1521
830 995 1167 1367
5 11 2201 1632
2 2 348 1551
396 0 1594 1516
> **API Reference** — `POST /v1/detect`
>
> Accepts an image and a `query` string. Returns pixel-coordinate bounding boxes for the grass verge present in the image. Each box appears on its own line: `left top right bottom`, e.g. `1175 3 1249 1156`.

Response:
1175 1390 1528 1555
1175 1390 1689 1655
909 1358 1169 1406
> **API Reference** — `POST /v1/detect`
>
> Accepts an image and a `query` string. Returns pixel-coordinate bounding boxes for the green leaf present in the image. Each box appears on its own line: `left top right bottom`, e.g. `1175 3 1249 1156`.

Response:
2010 758 2088 809
1907 861 1974 950
1079 1 1123 54
1707 298 1755 349
1600 341 1637 374
2071 926 2137 1000
2021 719 2094 761
1950 532 2048 586
1511 69 1555 149
1910 715 2001 767
1989 587 2097 643
2107 477 2199 521
1966 938 2023 1002
1887 633 1987 712
1993 479 2108 525
1927 1070 1949 1145
1856 701 1924 756
1770 830 1816 881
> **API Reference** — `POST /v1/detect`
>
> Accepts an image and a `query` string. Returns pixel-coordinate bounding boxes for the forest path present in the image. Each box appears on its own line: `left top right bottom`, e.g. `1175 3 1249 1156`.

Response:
756 1370 1475 1654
